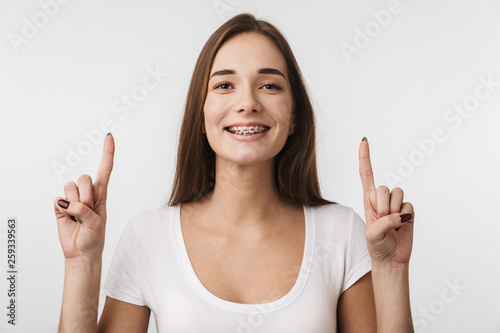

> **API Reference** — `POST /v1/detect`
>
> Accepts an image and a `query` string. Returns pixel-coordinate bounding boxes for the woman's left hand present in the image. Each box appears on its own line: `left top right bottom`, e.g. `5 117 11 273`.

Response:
358 137 414 265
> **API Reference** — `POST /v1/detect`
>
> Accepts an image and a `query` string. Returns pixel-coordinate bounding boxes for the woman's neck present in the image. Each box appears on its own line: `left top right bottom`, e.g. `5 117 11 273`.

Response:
199 157 290 230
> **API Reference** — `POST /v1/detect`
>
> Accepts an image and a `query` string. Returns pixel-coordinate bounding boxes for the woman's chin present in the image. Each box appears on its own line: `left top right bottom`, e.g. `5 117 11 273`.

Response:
216 153 275 168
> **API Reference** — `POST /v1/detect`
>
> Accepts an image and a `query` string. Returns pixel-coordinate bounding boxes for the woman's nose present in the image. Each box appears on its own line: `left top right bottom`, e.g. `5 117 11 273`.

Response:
237 84 262 113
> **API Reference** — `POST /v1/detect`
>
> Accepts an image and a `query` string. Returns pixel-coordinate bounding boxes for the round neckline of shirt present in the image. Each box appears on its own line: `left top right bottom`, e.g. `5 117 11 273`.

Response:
171 203 315 314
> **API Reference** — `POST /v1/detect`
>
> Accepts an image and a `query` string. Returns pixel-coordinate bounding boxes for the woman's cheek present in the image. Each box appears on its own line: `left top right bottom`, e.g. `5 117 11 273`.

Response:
205 94 229 113
273 103 294 125
203 96 220 123
204 96 230 134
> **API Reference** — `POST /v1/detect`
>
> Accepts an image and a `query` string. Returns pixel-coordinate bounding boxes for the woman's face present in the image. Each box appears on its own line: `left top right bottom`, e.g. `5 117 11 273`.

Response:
203 32 294 167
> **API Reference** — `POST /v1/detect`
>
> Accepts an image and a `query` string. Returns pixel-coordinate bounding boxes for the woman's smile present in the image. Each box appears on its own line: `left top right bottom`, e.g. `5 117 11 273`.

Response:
224 125 271 142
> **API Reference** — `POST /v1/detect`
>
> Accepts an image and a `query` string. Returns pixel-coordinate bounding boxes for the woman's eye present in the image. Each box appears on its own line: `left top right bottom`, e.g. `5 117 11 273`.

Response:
213 82 233 90
261 83 282 90
212 82 282 90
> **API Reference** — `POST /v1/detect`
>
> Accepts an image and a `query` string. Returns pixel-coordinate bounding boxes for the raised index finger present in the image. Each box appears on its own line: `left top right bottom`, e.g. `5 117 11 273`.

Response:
359 137 376 193
95 133 115 188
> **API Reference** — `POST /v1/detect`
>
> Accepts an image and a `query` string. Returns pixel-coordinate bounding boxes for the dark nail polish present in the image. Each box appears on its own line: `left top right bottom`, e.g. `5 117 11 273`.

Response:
107 132 111 136
362 137 367 142
399 213 412 223
395 227 401 231
71 216 77 222
58 199 70 209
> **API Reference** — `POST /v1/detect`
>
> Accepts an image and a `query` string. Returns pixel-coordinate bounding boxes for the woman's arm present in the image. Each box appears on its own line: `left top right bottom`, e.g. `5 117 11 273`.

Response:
59 258 151 333
358 137 415 333
58 258 102 332
97 297 151 333
54 134 115 332
337 272 377 332
371 263 413 332
338 267 412 332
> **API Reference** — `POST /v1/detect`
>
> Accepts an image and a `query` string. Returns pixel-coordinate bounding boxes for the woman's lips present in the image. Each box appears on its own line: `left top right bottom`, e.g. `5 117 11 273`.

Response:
224 127 270 141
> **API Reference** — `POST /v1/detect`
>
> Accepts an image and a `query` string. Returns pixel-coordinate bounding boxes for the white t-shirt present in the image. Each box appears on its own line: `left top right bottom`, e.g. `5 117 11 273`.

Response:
104 203 371 332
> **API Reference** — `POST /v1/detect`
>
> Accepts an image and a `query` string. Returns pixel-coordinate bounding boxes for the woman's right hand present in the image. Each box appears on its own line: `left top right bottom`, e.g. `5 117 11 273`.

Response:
54 133 115 263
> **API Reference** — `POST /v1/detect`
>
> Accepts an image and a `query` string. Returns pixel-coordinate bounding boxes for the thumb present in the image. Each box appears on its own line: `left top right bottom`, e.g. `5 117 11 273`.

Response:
55 197 100 228
366 213 413 241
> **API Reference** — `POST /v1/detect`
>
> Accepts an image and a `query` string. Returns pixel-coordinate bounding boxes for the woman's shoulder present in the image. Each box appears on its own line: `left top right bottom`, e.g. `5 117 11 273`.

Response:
125 204 180 237
309 202 357 219
308 202 366 232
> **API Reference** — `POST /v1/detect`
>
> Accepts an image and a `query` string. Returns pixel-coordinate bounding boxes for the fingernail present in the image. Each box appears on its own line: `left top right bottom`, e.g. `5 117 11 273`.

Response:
70 216 77 222
395 227 401 231
107 132 112 136
362 137 367 142
399 213 412 223
58 199 70 209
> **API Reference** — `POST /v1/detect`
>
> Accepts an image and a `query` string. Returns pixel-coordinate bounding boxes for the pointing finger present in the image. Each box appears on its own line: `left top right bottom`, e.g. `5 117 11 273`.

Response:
359 137 376 193
94 133 115 189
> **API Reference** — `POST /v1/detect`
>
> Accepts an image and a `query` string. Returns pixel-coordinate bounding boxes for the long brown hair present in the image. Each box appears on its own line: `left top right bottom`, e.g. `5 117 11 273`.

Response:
167 13 335 207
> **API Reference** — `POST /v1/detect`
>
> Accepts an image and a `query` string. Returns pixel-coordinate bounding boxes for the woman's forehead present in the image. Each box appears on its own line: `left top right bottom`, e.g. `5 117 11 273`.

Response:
210 32 288 78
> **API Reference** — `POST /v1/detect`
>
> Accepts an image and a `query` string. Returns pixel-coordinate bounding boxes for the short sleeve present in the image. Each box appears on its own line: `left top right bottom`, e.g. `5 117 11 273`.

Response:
103 221 146 306
341 209 372 293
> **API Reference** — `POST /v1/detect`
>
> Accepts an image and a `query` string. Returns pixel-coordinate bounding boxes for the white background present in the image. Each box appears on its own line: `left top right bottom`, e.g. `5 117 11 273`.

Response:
1 0 499 332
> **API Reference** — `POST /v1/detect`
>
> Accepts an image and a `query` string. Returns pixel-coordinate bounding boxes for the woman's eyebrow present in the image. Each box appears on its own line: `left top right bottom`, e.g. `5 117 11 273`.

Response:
258 68 286 79
209 69 235 79
209 68 286 80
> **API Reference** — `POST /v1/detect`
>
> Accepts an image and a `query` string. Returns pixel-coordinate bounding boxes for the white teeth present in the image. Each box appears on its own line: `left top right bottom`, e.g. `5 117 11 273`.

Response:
227 125 269 135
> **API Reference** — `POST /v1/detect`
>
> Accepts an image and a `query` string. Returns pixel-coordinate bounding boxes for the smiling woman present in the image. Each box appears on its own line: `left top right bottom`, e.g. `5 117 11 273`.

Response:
167 14 332 206
54 13 415 333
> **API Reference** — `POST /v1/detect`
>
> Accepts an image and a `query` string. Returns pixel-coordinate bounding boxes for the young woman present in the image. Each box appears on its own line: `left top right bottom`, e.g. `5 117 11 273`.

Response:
54 13 414 332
